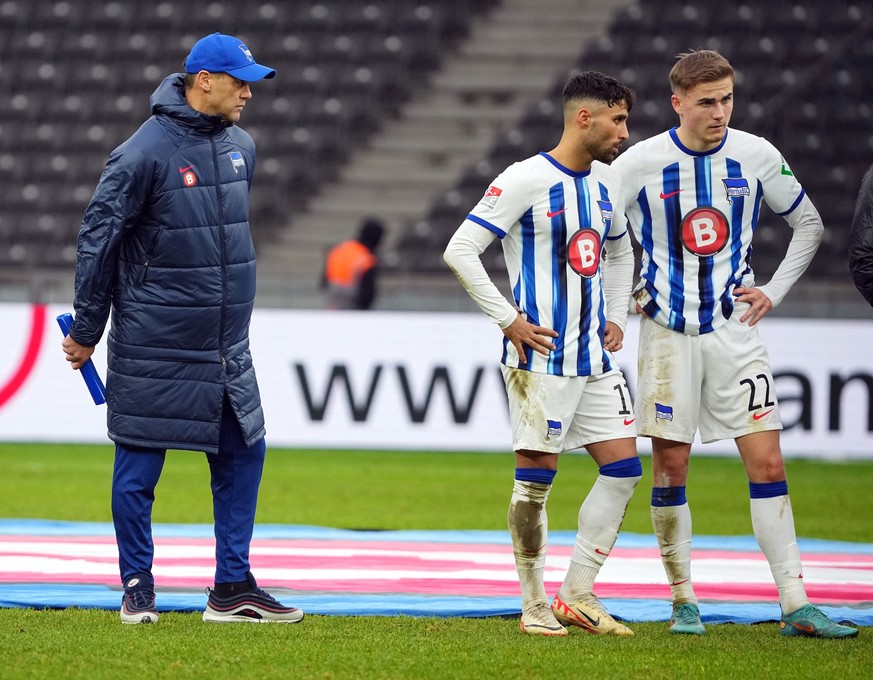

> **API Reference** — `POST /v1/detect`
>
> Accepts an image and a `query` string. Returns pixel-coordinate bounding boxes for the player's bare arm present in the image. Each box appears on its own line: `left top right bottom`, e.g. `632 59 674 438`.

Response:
603 321 624 352
732 286 773 326
502 314 558 364
62 335 95 371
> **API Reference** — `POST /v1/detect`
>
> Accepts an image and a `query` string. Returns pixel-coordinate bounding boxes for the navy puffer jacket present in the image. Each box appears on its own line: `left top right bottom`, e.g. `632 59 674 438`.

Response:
849 163 873 308
69 74 266 453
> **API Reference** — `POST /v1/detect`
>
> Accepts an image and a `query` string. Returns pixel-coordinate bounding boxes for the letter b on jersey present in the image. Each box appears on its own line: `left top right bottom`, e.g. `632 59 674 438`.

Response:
692 216 717 246
568 229 601 278
681 206 728 256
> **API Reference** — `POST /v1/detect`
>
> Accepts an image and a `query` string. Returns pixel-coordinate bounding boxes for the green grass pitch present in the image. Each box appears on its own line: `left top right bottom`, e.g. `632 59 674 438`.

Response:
0 444 870 679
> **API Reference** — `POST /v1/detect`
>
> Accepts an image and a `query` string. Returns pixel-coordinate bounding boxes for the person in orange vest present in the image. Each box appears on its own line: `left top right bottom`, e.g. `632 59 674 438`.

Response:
322 218 384 309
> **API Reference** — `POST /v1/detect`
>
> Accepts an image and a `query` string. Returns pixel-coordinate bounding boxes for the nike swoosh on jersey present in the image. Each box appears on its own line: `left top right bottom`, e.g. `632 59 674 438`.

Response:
752 409 774 420
623 417 635 426
546 208 567 218
179 165 194 173
658 189 683 199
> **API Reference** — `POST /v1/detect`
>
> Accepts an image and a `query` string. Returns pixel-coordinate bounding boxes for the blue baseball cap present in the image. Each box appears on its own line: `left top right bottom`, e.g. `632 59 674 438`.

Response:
184 33 276 82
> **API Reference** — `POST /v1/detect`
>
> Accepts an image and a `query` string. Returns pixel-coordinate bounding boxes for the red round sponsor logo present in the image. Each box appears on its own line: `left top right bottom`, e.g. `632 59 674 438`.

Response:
568 229 601 278
680 206 729 256
183 171 197 187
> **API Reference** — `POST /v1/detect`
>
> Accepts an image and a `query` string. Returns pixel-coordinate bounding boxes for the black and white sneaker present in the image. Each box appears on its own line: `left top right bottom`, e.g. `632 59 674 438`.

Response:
120 574 159 624
203 572 304 623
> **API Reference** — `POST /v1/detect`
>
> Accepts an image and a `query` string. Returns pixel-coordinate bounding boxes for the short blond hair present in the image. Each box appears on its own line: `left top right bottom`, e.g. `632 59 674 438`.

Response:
669 49 735 93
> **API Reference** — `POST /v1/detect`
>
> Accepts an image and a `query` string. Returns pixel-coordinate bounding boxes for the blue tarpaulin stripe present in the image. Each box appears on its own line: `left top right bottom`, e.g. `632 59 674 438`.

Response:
1 520 871 624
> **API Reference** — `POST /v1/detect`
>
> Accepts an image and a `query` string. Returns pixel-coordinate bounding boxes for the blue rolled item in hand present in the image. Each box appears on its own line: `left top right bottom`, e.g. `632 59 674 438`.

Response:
56 313 107 405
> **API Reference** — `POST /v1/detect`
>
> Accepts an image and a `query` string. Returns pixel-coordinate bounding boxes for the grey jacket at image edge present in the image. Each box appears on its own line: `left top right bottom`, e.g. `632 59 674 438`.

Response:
849 163 873 308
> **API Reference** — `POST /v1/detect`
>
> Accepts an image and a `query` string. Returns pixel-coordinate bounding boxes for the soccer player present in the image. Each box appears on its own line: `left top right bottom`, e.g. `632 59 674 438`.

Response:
444 72 641 637
613 49 858 638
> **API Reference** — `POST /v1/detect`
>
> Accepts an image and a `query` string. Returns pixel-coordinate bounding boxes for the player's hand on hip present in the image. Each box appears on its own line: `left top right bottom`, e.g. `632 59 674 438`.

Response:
603 321 624 352
733 286 773 326
62 335 95 371
502 314 558 364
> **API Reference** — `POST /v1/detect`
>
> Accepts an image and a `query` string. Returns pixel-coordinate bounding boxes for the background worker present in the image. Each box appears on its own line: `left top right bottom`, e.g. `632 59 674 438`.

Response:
322 218 385 310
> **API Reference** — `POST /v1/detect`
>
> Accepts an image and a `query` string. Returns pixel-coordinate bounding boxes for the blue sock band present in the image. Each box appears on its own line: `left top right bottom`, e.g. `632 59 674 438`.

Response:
749 480 788 499
651 486 687 507
514 468 557 485
599 457 642 478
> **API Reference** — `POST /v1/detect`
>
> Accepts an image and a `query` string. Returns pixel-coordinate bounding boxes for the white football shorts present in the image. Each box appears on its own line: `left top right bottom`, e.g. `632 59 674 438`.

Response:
500 365 637 453
635 304 783 444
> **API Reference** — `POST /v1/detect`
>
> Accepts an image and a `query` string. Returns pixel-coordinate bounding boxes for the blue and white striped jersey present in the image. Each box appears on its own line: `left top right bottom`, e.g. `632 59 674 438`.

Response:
614 127 805 335
465 152 629 377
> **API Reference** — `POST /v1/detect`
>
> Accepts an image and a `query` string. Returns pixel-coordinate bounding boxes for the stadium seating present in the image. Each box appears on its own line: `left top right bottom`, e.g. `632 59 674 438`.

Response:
1 0 870 296
399 1 873 280
0 0 495 291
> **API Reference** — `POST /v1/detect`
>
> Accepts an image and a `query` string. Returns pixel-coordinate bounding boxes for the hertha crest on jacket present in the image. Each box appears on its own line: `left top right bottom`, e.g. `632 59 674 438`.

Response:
228 151 246 174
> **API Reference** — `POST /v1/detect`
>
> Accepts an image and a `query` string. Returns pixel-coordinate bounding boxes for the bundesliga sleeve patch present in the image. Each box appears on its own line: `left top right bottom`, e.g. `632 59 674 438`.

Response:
479 185 503 210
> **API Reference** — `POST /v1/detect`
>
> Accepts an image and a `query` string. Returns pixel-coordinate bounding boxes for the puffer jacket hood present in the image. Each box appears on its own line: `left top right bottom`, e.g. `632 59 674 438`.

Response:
150 74 232 131
70 72 266 453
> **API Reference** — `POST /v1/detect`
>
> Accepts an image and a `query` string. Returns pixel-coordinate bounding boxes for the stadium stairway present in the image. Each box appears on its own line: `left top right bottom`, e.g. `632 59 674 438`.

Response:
255 0 634 309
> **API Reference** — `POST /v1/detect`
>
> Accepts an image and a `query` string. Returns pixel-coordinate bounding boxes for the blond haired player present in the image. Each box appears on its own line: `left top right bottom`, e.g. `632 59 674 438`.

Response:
613 49 857 638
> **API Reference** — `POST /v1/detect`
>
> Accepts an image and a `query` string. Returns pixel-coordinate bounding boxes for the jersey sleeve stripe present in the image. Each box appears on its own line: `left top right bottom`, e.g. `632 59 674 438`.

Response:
774 188 806 216
465 213 505 238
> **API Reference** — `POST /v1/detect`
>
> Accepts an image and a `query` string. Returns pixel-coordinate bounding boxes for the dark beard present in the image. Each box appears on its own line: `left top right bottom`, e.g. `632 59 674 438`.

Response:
592 144 620 165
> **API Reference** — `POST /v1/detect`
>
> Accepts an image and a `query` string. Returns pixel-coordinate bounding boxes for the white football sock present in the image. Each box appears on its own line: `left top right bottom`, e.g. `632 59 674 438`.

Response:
507 479 552 611
750 494 808 614
651 503 697 605
558 471 639 601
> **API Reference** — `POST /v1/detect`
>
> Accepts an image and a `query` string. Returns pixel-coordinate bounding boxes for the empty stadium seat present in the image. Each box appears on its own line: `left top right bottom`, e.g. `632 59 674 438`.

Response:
4 0 870 288
1 0 495 286
398 0 873 279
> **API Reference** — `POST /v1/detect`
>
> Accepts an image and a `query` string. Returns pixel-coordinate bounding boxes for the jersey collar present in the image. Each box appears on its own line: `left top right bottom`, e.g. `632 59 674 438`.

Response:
539 152 591 178
668 127 730 156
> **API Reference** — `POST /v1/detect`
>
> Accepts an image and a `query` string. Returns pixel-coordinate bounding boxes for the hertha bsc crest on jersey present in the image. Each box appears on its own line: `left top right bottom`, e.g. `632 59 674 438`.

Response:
597 200 614 230
722 178 750 203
